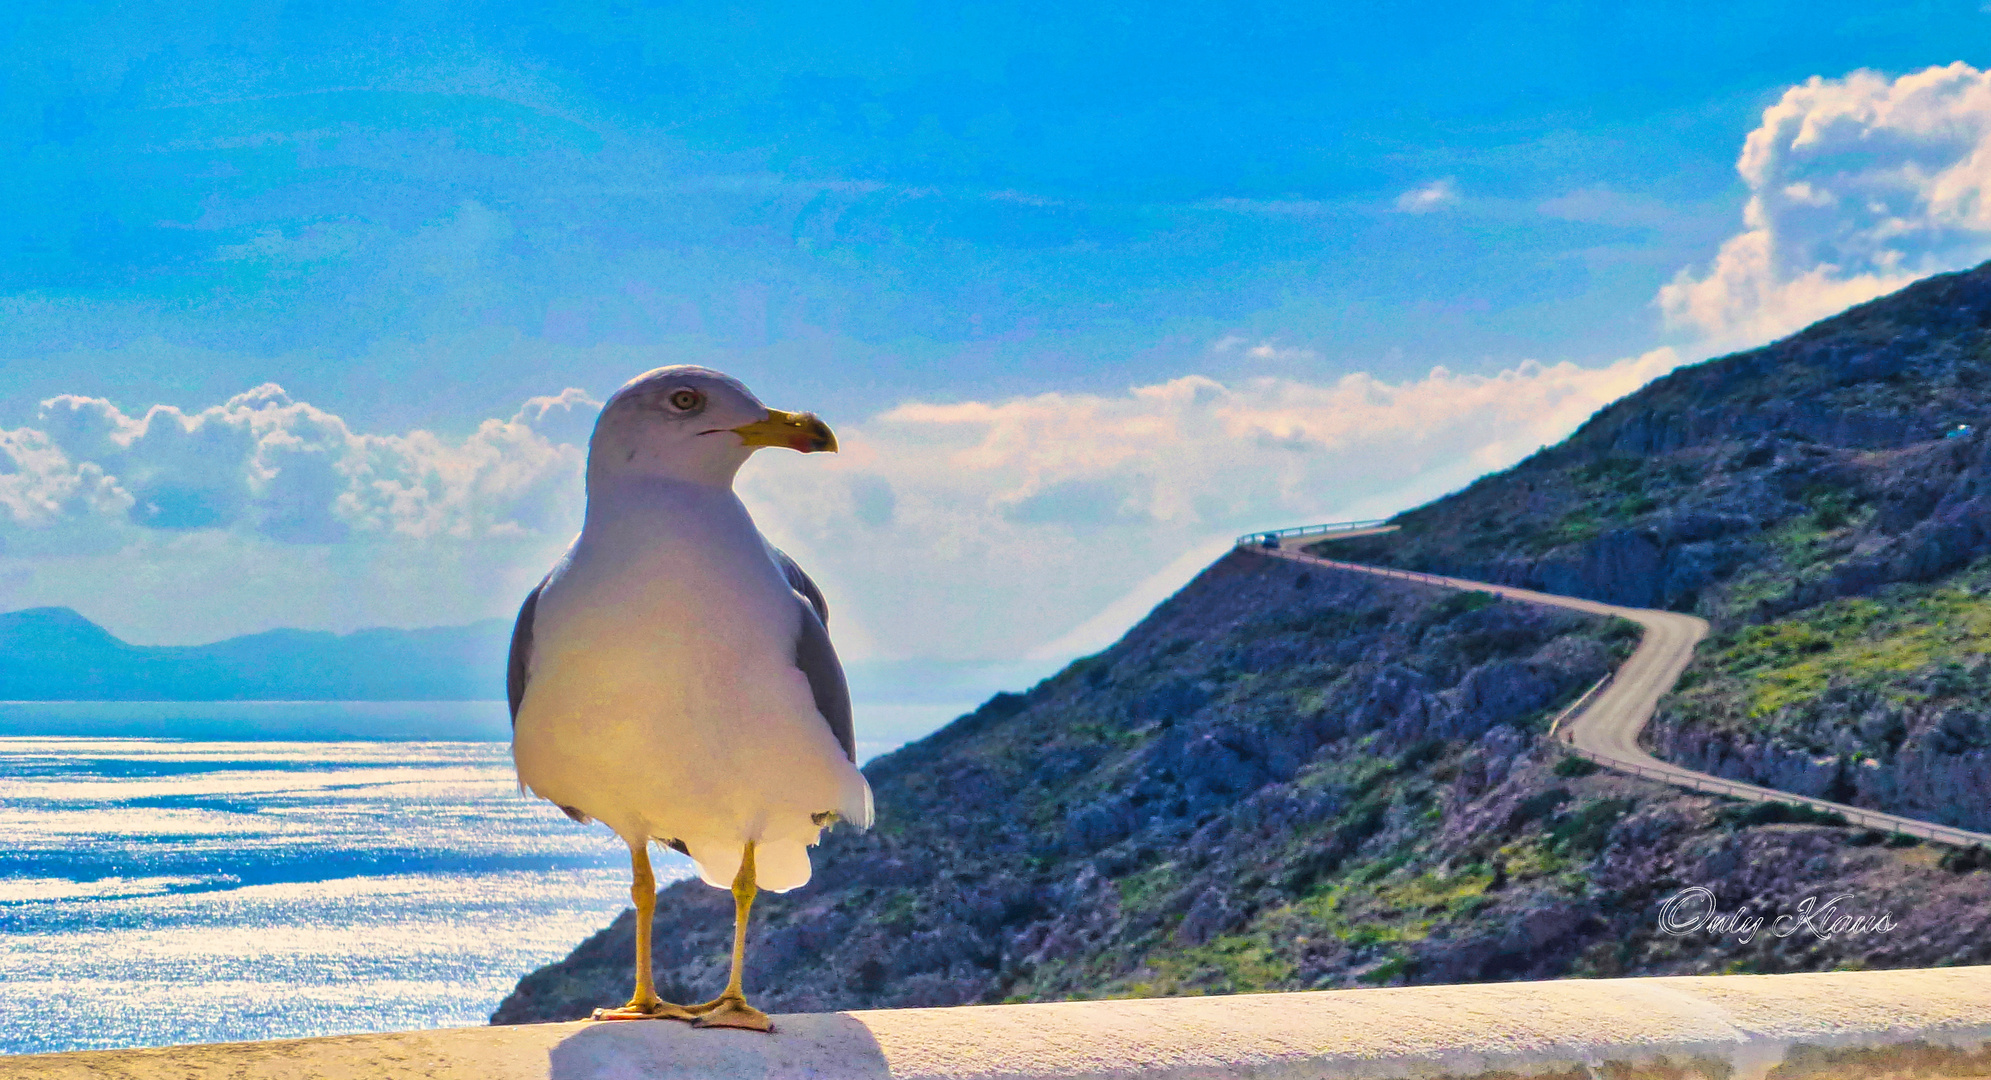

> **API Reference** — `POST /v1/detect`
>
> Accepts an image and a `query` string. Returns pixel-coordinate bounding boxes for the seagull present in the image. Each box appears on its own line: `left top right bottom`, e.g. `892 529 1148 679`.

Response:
507 365 872 1033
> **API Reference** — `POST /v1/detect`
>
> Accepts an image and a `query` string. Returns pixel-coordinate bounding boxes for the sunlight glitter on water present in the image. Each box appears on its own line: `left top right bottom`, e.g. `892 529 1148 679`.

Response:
0 736 693 1055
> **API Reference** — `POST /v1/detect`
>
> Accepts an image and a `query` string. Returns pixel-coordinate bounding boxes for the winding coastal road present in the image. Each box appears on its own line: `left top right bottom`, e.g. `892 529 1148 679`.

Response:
1239 527 1991 849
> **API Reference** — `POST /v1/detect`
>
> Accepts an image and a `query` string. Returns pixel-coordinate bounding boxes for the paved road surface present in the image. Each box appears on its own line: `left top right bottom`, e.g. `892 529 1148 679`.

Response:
1243 538 1991 849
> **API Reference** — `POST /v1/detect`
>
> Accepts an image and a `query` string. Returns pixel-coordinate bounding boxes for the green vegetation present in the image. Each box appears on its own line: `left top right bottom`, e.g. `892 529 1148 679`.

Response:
1554 755 1602 778
1549 797 1635 855
1803 486 1864 531
1116 860 1184 911
1717 801 1850 829
1118 854 1506 998
1589 616 1644 659
1673 567 1991 732
1492 456 1689 555
1537 508 1603 552
1714 507 1874 618
1941 845 1991 873
1084 728 1655 1001
1432 590 1498 618
1125 934 1298 997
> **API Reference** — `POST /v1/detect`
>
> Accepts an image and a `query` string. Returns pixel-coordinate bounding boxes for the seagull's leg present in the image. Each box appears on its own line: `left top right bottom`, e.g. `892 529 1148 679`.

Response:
692 841 774 1032
593 839 696 1022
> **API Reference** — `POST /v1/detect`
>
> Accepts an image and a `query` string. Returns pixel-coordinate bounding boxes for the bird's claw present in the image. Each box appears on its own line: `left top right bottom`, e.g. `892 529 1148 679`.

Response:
692 993 773 1032
592 997 698 1022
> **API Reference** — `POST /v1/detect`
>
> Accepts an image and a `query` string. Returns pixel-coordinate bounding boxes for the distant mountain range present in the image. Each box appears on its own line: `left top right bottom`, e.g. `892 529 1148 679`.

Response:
0 607 1038 728
0 607 513 701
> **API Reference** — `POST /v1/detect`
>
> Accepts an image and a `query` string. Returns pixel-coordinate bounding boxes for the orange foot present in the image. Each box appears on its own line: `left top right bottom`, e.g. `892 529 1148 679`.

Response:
591 994 697 1022
692 993 773 1033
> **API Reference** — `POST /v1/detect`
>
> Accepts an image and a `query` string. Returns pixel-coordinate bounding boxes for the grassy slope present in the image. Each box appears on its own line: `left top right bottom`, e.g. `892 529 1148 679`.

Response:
1682 573 1991 729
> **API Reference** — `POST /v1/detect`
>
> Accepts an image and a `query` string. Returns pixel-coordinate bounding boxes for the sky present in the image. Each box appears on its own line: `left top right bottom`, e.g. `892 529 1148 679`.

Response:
4 1 1991 677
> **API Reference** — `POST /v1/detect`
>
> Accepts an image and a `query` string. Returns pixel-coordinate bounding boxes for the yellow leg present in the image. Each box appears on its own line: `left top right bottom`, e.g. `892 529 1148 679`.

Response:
693 842 773 1032
592 841 695 1022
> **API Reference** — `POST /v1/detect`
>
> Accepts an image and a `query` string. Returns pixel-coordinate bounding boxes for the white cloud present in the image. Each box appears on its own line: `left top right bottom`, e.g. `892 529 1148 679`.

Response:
15 385 588 546
0 427 132 554
1212 336 1320 363
0 385 589 640
739 347 1685 664
1 353 1689 659
1660 62 1991 347
513 388 603 448
1395 179 1459 213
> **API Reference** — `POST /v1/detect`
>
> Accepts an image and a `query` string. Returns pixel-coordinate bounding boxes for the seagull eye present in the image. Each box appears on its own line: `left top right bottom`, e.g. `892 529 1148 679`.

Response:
668 389 703 412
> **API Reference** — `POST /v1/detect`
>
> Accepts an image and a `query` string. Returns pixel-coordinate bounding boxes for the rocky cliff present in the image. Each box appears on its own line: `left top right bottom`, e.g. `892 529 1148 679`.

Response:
494 551 1991 1022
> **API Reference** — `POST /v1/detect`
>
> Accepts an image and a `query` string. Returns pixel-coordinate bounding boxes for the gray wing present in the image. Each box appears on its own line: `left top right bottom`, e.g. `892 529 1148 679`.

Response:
773 547 854 763
507 573 590 823
506 576 547 729
773 547 829 626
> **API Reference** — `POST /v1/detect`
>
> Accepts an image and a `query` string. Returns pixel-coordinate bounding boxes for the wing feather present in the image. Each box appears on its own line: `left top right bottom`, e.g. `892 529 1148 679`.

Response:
506 576 548 729
795 597 856 762
772 547 829 626
771 548 854 762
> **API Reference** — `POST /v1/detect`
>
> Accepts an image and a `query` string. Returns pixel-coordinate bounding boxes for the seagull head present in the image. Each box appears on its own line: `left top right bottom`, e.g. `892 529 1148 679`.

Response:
587 365 837 487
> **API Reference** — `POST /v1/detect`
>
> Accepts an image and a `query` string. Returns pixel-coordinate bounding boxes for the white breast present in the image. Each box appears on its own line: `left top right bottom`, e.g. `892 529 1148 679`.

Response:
510 478 870 892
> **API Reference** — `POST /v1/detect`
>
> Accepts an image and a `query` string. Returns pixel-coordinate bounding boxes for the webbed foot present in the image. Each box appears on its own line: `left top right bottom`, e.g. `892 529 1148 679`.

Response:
591 994 697 1022
692 992 773 1032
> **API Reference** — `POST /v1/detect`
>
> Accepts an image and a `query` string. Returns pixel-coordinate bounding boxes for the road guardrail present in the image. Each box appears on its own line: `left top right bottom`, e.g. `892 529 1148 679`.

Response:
1234 519 1390 548
1241 523 1991 851
1555 741 1990 847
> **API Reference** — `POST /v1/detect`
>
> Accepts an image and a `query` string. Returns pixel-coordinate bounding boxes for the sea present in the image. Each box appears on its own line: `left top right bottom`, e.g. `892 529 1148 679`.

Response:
0 699 976 1057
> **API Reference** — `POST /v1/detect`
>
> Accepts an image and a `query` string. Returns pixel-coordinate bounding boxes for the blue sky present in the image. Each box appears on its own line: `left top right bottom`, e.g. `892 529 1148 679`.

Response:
4 1 1991 675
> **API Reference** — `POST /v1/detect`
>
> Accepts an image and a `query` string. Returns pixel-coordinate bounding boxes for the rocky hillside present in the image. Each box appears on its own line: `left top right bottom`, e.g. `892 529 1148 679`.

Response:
1329 264 1991 615
495 262 1991 1022
1326 261 1991 831
494 551 1991 1022
1645 566 1991 832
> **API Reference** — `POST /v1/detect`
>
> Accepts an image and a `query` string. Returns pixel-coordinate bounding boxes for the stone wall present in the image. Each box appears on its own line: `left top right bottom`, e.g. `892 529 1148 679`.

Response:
9 967 1989 1080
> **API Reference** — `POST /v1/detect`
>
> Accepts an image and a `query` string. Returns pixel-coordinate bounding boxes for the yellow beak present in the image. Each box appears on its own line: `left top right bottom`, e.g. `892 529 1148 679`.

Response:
731 408 838 453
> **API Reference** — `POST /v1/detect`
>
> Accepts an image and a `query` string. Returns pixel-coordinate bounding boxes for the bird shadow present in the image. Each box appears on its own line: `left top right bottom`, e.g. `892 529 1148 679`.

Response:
548 1012 891 1080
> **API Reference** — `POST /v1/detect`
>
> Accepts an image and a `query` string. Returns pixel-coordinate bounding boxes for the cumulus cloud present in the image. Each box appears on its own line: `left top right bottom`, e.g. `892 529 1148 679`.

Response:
1661 62 1991 346
0 385 591 638
514 388 603 448
8 385 589 547
1395 178 1459 213
0 427 133 555
740 347 1684 662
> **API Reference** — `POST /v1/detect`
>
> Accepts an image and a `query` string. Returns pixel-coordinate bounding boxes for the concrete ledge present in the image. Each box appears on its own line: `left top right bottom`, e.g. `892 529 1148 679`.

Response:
7 967 1989 1080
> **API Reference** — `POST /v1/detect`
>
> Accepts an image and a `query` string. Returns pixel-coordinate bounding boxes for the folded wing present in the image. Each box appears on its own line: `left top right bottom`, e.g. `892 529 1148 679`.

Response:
772 547 854 763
